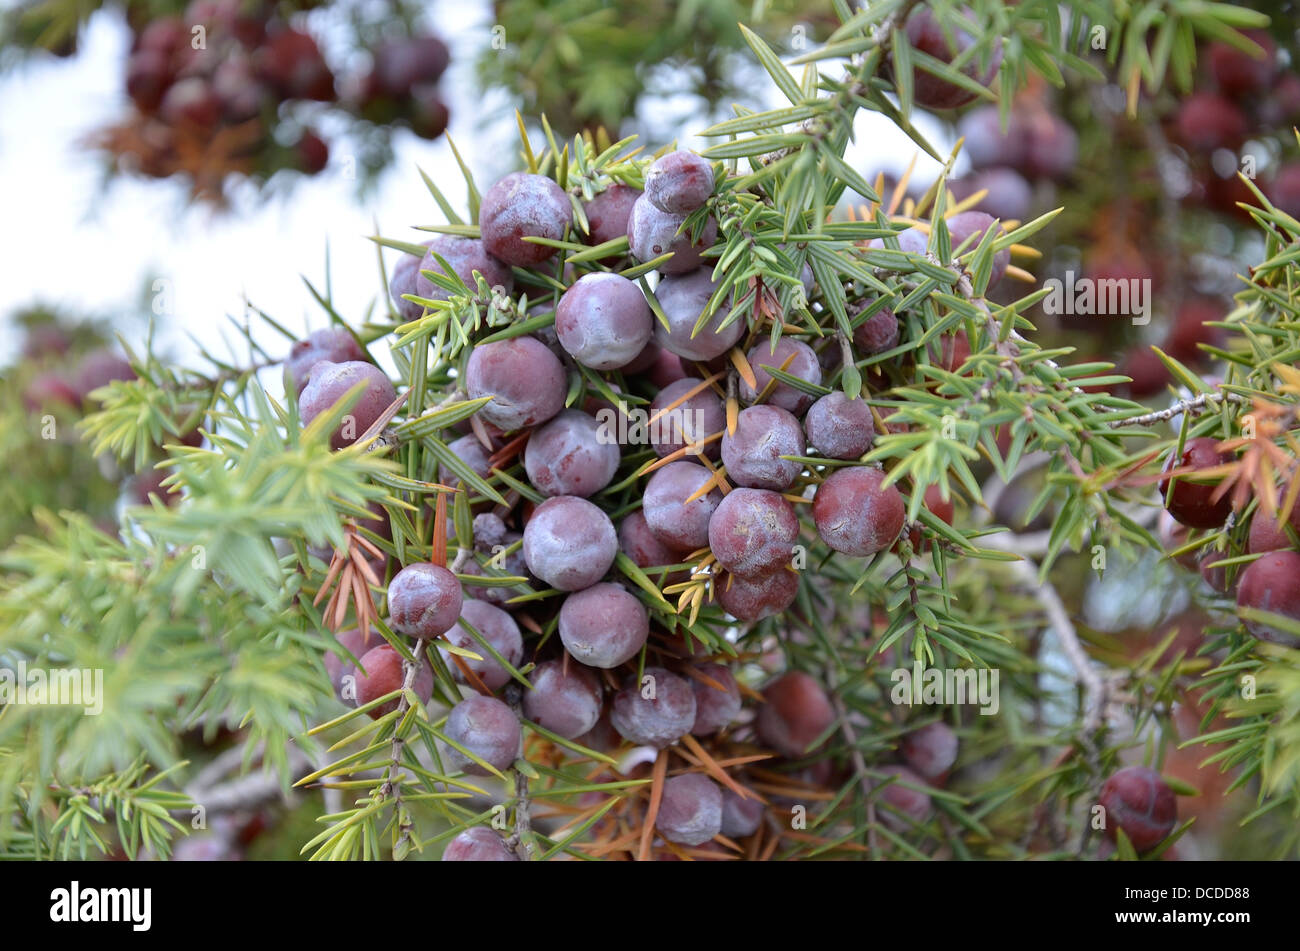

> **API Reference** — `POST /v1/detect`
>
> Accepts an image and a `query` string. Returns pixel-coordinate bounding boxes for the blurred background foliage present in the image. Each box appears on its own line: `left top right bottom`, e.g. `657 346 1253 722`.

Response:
475 0 831 139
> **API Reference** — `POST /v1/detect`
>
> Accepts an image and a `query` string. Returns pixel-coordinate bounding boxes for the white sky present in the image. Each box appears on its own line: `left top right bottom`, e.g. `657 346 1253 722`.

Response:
0 2 946 372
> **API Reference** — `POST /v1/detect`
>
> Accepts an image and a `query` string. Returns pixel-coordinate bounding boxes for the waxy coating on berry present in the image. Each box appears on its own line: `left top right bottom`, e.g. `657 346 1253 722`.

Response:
523 409 621 498
284 329 366 394
465 335 567 432
738 338 822 415
721 405 805 491
440 434 494 490
1236 550 1300 646
689 664 742 736
1247 505 1299 554
388 562 463 639
946 210 1010 286
950 167 1033 223
642 460 723 551
479 172 573 267
558 582 649 669
720 787 765 838
442 826 518 861
441 599 524 691
715 568 799 621
354 644 433 719
901 722 959 783
648 377 726 460
416 235 514 302
522 660 604 739
582 184 642 247
325 627 376 700
851 306 900 356
628 196 717 274
653 268 742 360
443 695 522 775
644 150 714 215
656 772 723 846
609 667 696 748
707 487 799 577
522 495 618 592
298 361 396 450
876 765 934 832
620 510 687 569
804 391 874 460
555 272 654 370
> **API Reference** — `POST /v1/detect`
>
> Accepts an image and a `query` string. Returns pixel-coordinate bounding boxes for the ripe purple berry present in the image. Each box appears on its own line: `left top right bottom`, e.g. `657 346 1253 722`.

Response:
582 184 641 246
950 167 1033 222
812 466 905 556
416 235 514 301
689 664 741 735
442 826 518 861
388 242 432 320
443 695 521 775
642 461 723 551
354 644 434 719
325 626 376 700
900 722 959 783
522 660 604 739
299 361 397 450
644 150 714 215
852 306 900 355
1235 550 1300 646
479 172 573 267
804 391 874 460
284 327 366 395
441 599 524 691
755 671 835 758
648 377 726 460
522 495 618 592
894 8 1001 111
738 338 822 415
465 335 567 431
627 195 717 274
946 210 1010 285
72 350 136 404
715 568 799 621
656 773 723 846
610 667 697 748
558 582 649 669
620 510 688 568
956 106 1028 170
720 787 765 838
707 487 799 577
126 49 173 112
555 272 654 370
388 563 463 639
720 405 805 491
653 268 742 361
523 409 620 499
1160 437 1233 530
1098 766 1177 852
876 765 934 832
